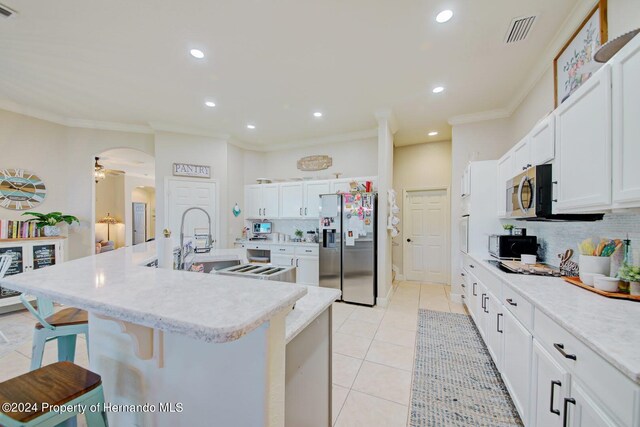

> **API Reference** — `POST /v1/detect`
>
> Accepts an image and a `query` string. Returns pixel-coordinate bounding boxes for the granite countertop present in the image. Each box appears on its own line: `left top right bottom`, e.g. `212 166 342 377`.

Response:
468 253 640 384
0 242 308 344
285 285 340 344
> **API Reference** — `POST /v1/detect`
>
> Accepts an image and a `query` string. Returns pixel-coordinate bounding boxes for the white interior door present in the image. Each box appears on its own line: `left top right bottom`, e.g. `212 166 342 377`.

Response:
167 179 217 248
403 189 449 284
132 202 146 245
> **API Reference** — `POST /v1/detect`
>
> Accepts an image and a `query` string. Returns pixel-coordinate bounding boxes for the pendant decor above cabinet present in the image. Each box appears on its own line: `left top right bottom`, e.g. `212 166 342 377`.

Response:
296 155 332 171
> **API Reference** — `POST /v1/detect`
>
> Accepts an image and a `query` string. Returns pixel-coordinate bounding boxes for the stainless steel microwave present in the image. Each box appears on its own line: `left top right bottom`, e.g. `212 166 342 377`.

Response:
488 235 537 260
506 164 603 221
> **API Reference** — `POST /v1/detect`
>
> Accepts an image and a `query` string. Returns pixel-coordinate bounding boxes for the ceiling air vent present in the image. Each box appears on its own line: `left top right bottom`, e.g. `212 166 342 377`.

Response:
0 3 16 19
504 15 536 44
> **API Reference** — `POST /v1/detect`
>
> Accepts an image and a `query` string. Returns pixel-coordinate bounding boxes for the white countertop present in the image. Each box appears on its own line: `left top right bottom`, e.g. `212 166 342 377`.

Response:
237 240 318 247
0 242 313 343
469 253 640 383
285 285 340 344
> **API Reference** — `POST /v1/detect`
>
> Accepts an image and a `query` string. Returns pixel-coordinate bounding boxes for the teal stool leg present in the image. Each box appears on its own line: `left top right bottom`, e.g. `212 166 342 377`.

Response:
84 385 109 427
30 329 47 371
57 335 77 363
56 416 78 427
85 331 90 362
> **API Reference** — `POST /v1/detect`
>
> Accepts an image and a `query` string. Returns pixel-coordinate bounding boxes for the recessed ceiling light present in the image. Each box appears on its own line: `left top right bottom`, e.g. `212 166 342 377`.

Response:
205 101 216 107
313 112 323 118
432 86 445 93
190 49 205 59
247 124 256 130
428 131 439 136
436 10 454 23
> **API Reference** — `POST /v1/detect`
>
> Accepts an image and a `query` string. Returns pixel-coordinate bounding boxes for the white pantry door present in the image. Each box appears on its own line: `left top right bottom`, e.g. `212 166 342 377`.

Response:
167 179 217 247
132 202 147 245
403 189 449 284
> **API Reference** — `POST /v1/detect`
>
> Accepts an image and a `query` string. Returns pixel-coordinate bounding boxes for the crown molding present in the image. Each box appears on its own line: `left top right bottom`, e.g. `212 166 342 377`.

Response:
374 108 399 134
147 121 231 142
259 128 378 152
0 99 154 134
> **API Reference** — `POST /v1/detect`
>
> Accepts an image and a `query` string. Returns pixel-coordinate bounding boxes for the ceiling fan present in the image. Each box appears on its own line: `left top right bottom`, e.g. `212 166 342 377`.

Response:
94 157 125 182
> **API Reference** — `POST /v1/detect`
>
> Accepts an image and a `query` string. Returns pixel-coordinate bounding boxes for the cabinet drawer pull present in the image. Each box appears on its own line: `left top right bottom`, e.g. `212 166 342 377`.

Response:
279 248 286 251
553 343 577 360
461 283 466 288
461 272 465 277
469 264 475 268
506 298 517 306
461 294 465 299
550 380 561 416
483 295 489 313
496 313 503 333
562 398 576 427
481 293 486 310
305 250 312 253
296 259 299 267
472 283 477 296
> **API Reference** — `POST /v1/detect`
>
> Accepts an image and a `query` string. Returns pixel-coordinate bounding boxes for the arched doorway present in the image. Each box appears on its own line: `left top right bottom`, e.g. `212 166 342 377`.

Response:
94 148 155 253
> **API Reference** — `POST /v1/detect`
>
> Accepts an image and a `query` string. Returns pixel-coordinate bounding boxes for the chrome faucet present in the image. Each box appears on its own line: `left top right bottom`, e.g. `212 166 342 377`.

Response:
179 207 213 269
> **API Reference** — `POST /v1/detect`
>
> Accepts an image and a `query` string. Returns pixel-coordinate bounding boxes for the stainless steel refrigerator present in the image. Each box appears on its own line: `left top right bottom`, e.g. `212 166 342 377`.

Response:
319 192 377 306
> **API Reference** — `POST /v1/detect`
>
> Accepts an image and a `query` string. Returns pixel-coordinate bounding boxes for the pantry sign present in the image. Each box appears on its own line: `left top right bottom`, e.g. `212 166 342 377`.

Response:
172 163 211 178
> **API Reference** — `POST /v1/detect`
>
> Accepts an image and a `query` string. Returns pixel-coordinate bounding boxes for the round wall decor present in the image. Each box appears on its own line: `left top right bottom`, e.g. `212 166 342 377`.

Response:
0 169 47 210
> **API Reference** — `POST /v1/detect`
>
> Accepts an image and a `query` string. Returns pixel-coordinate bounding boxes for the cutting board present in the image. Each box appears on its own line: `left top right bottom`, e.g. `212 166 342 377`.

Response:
564 277 640 302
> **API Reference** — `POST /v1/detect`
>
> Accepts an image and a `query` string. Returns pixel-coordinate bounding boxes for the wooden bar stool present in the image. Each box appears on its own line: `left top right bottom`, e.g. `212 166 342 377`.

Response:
20 295 89 371
0 361 108 427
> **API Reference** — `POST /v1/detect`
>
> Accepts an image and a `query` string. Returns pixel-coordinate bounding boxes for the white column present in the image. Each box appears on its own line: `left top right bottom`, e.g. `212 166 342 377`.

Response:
374 110 397 306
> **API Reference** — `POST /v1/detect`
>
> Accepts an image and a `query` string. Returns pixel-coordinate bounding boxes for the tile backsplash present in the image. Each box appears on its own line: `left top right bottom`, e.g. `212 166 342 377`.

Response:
515 212 640 268
245 219 318 240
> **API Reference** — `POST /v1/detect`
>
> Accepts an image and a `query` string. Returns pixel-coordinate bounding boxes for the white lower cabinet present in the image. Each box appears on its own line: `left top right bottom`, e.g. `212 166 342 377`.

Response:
564 382 617 427
531 339 570 427
271 253 294 267
502 308 532 424
485 293 504 371
295 256 319 286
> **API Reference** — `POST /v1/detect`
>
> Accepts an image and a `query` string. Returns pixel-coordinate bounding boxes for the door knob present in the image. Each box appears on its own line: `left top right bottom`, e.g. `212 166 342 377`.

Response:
406 238 412 242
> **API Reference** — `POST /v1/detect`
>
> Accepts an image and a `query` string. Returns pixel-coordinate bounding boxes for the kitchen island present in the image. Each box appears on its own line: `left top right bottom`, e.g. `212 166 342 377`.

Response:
0 242 340 427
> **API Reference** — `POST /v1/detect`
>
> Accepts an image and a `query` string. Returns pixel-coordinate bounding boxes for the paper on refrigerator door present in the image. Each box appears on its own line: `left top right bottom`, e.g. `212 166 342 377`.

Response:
345 230 355 246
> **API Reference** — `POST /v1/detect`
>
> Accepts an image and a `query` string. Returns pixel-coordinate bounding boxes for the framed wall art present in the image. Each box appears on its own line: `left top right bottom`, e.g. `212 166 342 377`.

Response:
553 0 608 107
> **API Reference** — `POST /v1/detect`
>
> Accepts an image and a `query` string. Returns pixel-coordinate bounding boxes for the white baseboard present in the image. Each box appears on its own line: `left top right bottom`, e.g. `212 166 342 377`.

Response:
376 285 394 308
449 293 463 303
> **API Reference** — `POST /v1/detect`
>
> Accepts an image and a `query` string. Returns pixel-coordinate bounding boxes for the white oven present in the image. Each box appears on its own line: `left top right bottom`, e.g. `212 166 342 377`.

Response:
459 215 469 253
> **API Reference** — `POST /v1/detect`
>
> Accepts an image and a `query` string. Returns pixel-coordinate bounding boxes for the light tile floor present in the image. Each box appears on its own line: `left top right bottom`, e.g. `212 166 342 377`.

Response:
0 281 465 427
332 281 467 426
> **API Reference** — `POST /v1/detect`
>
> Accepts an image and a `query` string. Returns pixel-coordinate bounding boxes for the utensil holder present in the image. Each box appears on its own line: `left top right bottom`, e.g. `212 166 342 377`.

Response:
579 255 611 277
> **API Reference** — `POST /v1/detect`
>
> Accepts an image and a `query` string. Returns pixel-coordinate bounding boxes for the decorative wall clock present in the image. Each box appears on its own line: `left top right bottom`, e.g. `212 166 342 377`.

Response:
0 169 47 210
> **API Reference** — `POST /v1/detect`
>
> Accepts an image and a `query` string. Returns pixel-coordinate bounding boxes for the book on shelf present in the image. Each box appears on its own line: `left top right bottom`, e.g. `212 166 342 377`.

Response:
0 219 42 239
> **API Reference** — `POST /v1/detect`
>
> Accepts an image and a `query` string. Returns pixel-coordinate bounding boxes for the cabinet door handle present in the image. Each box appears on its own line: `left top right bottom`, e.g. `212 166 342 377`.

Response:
469 264 475 268
562 398 576 427
300 207 302 216
264 208 266 216
506 298 517 306
290 258 294 266
472 283 477 296
461 283 466 288
481 293 486 310
553 343 577 360
497 313 503 333
305 207 307 215
550 380 561 415
461 272 465 277
296 258 299 267
484 295 489 313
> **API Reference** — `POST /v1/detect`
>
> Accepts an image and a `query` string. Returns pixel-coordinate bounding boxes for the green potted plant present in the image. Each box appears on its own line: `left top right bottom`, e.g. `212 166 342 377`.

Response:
294 229 304 241
502 224 515 235
618 263 640 296
22 211 80 237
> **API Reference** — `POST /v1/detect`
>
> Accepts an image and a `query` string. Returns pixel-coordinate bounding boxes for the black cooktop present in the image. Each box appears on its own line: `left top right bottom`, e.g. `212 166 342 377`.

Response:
486 259 562 277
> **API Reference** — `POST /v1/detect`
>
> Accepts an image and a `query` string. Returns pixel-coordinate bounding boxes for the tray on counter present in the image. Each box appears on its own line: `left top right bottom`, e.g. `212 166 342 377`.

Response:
564 277 640 302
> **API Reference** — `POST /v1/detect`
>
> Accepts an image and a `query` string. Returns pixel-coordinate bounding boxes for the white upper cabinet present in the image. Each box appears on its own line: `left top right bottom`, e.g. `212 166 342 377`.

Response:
331 179 352 194
245 184 280 219
245 185 263 219
279 183 304 218
611 36 640 208
303 181 331 218
554 64 612 213
497 152 514 216
513 136 532 175
530 114 556 166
